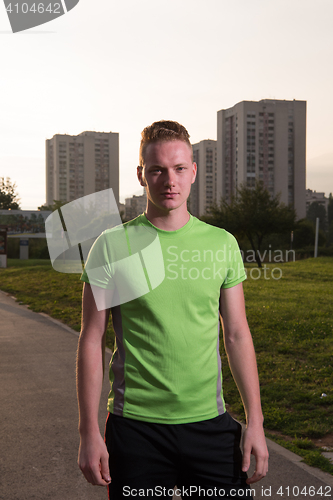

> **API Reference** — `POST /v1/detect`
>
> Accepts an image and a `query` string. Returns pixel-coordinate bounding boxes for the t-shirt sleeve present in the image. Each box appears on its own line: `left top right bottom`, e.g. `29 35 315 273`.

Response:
80 231 115 289
221 232 247 289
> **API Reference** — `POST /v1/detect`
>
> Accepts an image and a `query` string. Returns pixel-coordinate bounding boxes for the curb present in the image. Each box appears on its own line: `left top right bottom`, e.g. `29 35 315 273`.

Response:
265 436 333 486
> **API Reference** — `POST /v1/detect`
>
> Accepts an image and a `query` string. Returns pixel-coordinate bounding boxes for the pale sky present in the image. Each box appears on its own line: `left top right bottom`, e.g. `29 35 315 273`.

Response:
1 0 332 210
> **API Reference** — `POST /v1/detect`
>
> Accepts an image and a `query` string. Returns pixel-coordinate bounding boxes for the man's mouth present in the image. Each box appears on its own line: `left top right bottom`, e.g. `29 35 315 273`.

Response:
162 193 178 198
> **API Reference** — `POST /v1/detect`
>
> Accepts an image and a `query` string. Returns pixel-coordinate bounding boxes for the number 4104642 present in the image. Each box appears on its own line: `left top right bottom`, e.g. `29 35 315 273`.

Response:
277 485 332 496
5 3 61 14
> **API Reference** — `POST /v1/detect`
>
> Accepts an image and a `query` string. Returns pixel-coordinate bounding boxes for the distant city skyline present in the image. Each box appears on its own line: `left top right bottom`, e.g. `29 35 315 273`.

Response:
2 132 332 211
1 0 332 209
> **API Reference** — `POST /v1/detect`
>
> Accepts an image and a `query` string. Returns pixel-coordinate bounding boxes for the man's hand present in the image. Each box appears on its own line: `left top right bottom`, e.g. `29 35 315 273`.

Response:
78 431 111 486
241 423 269 484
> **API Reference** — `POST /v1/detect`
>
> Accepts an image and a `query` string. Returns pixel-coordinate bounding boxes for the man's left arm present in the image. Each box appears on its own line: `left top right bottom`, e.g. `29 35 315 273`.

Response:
219 282 269 484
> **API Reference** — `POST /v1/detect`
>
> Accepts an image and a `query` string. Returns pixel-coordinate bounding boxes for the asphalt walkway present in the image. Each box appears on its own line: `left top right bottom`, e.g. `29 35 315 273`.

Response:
0 289 332 500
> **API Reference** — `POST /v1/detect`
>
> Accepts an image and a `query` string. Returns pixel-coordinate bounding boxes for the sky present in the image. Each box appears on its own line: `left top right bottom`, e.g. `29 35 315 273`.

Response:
1 0 332 210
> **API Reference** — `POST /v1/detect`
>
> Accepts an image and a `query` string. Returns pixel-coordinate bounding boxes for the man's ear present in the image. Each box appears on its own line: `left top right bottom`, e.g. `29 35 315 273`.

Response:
137 166 146 186
191 162 197 184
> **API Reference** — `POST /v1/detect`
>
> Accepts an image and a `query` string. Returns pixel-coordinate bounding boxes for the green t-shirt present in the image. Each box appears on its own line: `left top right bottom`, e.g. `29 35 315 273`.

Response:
81 213 246 424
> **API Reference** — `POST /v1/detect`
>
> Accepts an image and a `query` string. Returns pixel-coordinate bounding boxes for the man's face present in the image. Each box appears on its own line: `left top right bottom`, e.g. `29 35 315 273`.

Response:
137 140 197 215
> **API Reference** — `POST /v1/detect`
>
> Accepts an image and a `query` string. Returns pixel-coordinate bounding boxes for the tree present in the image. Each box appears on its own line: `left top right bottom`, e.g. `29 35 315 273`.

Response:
328 193 333 226
205 182 296 267
292 219 317 248
0 177 20 209
38 200 67 212
328 221 333 246
306 201 327 231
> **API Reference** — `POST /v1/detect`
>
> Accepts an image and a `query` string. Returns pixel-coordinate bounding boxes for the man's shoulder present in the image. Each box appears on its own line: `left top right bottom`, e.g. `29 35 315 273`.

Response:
101 213 144 236
190 216 237 242
122 213 145 228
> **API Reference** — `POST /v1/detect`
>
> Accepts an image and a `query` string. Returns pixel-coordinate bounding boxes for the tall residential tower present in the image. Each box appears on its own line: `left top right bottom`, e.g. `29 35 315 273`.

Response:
217 99 306 218
46 131 119 206
189 140 217 218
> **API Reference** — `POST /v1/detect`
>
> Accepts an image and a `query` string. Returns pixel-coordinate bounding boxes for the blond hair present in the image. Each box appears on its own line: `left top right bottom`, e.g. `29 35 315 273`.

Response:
139 120 192 167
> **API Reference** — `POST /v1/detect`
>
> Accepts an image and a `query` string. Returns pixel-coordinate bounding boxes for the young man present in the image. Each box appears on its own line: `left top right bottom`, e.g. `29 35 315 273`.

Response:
77 121 268 499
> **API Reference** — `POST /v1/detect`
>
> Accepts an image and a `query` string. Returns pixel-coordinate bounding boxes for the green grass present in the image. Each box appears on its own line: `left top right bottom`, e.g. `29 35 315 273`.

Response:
1 257 333 472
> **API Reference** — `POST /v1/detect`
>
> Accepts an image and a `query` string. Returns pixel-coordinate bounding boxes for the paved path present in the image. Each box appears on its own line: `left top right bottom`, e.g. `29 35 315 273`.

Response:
0 289 332 500
0 289 110 500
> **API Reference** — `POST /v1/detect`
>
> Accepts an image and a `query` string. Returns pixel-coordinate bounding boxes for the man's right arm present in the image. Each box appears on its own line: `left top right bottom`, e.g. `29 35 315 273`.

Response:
76 283 111 486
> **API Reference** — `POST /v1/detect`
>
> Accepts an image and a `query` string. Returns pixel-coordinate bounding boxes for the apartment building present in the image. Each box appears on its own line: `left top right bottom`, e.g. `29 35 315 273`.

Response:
189 140 217 218
125 190 147 220
217 99 306 219
306 189 329 213
46 131 119 206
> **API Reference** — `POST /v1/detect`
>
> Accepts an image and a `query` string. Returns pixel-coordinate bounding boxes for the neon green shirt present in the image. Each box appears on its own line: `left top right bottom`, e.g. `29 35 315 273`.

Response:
81 213 246 424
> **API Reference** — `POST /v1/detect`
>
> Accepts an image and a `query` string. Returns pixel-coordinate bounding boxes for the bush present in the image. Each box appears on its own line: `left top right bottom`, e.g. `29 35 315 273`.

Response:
6 238 49 259
29 239 50 259
293 219 326 249
7 238 19 258
295 246 333 259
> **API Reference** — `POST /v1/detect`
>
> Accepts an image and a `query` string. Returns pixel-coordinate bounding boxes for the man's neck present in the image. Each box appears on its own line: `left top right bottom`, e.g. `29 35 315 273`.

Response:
144 205 190 231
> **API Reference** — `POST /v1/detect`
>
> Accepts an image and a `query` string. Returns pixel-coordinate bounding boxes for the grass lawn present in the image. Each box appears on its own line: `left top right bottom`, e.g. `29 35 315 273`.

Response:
1 257 333 472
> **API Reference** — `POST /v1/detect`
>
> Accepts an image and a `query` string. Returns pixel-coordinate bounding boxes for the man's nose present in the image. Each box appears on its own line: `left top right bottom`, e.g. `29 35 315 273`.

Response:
164 170 176 187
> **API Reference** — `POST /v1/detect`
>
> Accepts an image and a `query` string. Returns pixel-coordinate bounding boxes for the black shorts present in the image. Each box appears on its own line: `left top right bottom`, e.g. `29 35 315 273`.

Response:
105 412 253 500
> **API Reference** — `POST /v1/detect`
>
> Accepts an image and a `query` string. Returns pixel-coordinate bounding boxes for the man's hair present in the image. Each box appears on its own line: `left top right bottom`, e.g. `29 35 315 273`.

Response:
139 120 192 167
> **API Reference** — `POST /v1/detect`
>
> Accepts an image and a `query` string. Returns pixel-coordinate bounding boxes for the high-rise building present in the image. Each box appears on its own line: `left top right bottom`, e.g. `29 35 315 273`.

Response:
189 140 217 217
46 131 119 206
217 99 306 219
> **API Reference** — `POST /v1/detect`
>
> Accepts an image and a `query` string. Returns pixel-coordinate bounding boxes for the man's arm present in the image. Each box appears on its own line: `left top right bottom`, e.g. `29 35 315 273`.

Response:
219 282 269 484
76 283 111 486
